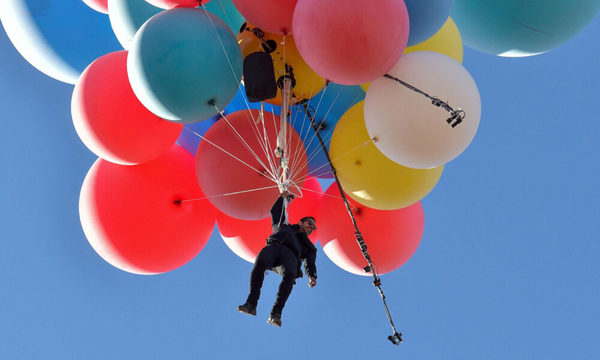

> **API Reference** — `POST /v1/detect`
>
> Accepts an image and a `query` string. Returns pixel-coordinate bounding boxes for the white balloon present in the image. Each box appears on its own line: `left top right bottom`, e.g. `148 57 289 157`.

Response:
364 51 481 169
108 0 161 50
0 0 121 84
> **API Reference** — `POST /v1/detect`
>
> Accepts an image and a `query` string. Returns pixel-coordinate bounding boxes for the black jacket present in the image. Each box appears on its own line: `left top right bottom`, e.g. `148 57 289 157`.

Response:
268 196 317 279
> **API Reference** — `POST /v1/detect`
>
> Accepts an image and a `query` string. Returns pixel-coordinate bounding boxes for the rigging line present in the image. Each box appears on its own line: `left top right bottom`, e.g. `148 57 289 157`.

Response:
383 73 466 128
286 84 329 181
295 137 372 181
234 103 281 181
199 5 258 125
303 104 404 346
288 84 331 172
301 187 360 211
182 127 276 183
258 103 281 184
215 106 278 181
287 81 328 176
298 87 366 173
176 185 281 204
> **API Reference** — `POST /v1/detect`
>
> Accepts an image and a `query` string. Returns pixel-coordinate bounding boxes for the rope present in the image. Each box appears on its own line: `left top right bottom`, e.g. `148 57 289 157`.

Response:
303 103 404 346
383 74 465 128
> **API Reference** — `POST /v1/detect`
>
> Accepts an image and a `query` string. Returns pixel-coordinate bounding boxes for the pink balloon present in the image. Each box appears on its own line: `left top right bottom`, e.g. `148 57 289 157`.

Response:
232 0 298 34
318 183 423 276
79 145 216 274
292 0 409 85
83 0 108 14
72 51 182 165
145 0 208 9
195 109 308 220
217 176 322 262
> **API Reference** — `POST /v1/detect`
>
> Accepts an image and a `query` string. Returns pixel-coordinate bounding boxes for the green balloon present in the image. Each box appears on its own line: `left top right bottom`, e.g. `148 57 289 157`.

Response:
203 0 245 33
452 0 600 56
127 8 242 123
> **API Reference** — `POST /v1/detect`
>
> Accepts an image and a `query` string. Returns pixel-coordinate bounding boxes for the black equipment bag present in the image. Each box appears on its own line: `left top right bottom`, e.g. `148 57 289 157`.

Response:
243 51 278 103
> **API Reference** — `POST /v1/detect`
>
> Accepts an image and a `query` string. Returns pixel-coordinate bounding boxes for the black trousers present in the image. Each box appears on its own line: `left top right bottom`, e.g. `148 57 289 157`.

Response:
245 244 298 316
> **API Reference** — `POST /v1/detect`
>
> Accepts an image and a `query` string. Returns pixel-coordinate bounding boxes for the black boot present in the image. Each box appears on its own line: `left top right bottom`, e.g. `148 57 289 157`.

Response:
237 302 257 316
267 314 282 327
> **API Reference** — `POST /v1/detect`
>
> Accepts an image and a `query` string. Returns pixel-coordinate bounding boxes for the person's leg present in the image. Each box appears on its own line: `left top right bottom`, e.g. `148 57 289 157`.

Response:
245 245 278 306
270 247 298 318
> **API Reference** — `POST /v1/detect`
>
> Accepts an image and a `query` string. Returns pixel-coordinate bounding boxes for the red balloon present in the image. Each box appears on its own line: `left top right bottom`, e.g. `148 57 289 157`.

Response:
288 176 322 242
318 183 423 276
72 51 182 165
80 145 216 274
83 0 108 14
217 177 321 262
145 0 208 9
292 0 410 85
195 109 307 220
232 0 298 34
217 212 272 263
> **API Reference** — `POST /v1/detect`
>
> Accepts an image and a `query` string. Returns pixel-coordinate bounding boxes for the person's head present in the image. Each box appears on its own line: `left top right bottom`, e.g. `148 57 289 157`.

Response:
298 216 317 235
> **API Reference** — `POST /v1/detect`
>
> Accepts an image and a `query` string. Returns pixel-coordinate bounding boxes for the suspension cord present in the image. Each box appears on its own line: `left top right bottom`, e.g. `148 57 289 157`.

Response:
302 103 403 346
383 73 466 128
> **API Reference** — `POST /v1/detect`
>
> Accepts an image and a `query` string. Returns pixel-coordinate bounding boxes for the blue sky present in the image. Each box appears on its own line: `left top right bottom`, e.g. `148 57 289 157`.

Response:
1 7 600 360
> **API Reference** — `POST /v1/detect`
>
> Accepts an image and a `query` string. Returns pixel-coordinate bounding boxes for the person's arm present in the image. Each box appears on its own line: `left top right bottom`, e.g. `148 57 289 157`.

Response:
304 250 317 287
270 192 289 228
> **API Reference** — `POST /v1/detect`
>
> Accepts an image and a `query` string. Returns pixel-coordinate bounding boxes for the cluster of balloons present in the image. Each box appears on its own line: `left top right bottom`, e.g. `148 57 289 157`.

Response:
2 0 598 276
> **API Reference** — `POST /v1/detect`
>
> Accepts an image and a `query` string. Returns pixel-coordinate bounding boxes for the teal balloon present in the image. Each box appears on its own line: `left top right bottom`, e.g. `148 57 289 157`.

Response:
452 0 600 57
203 0 245 33
0 0 122 84
405 0 455 46
108 0 162 50
127 8 242 123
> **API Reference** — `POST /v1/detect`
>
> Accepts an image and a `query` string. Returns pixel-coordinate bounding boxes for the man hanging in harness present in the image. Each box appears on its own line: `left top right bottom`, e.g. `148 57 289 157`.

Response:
237 191 318 327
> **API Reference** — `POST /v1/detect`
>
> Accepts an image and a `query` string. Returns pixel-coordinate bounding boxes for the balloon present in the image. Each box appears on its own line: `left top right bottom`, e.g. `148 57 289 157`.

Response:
145 0 205 9
405 17 463 64
84 0 108 14
177 113 222 155
217 212 272 263
108 0 162 50
287 176 322 240
127 7 242 123
177 84 281 156
0 0 122 84
292 0 409 85
405 0 454 46
232 0 298 34
452 0 600 57
225 85 281 114
330 101 443 210
195 109 307 220
72 51 182 165
218 177 321 263
318 184 424 276
292 83 365 178
202 0 245 33
237 23 326 106
79 145 216 274
361 18 463 91
364 52 481 169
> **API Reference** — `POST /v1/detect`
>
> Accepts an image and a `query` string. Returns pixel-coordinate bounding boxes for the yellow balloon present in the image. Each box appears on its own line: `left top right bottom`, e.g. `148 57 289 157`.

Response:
330 101 444 210
237 23 326 105
360 18 462 93
405 17 463 63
